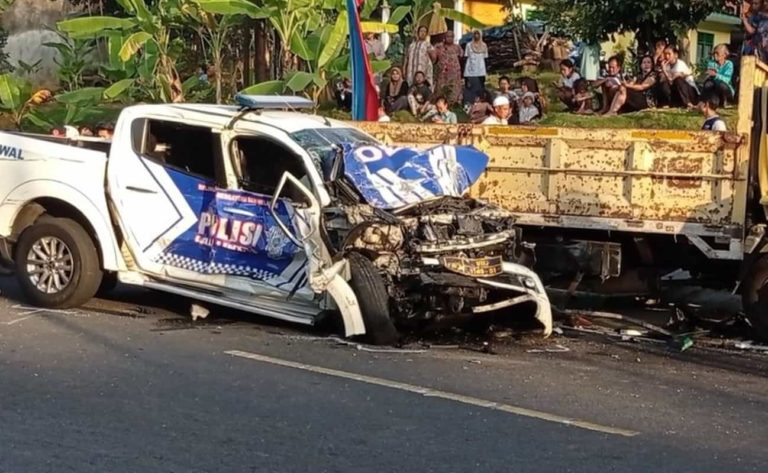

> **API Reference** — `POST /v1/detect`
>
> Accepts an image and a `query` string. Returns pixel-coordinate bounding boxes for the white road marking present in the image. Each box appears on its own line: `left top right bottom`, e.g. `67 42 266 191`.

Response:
2 306 84 325
225 349 639 437
4 312 44 325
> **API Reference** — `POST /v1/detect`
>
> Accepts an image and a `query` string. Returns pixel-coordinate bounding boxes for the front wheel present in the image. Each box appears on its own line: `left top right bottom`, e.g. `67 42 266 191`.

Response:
15 217 103 309
742 255 768 342
347 252 399 345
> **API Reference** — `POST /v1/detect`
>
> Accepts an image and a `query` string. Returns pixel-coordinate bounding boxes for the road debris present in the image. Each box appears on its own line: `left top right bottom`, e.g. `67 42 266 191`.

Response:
526 344 570 353
190 304 210 322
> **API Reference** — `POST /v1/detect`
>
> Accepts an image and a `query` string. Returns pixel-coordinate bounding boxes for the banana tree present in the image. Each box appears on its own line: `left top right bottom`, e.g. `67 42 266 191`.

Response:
43 28 97 91
57 0 190 103
186 0 270 104
0 74 53 130
242 0 394 105
392 0 486 35
26 79 133 130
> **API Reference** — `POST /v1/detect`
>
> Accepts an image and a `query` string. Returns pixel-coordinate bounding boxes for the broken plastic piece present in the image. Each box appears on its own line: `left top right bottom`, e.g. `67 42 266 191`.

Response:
190 304 210 321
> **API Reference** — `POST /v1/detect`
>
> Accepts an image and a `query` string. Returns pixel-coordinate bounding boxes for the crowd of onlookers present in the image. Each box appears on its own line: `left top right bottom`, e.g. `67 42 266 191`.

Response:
354 26 548 126
50 123 115 140
342 12 756 131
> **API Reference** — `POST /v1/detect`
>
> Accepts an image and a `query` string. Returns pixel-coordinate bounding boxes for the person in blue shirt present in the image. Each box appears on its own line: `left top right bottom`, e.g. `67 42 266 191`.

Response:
702 44 735 107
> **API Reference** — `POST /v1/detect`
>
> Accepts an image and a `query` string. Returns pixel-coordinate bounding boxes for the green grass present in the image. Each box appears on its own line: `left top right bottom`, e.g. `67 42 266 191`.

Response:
539 107 738 130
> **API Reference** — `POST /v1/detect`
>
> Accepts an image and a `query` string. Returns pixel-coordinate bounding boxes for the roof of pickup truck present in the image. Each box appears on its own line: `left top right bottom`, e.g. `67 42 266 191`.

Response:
122 104 352 134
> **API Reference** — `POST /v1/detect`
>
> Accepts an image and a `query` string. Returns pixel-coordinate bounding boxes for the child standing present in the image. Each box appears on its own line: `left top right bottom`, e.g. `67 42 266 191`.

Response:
700 94 727 131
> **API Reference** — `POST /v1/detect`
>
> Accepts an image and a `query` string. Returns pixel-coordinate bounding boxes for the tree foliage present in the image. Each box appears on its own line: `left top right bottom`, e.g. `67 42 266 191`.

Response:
536 0 725 49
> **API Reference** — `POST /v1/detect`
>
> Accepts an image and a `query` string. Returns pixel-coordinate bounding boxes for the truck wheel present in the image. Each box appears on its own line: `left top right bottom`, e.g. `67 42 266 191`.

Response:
15 217 103 309
743 256 768 341
347 252 399 345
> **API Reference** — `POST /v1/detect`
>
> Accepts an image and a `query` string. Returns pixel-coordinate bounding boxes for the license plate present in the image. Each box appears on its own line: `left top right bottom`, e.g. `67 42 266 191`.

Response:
439 255 503 278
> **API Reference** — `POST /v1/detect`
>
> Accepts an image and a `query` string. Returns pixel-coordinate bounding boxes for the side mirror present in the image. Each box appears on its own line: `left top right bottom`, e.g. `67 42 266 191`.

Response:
269 172 320 246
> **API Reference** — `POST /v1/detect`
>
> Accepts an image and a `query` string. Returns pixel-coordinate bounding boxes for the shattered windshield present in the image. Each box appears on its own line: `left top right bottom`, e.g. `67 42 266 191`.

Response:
290 127 378 179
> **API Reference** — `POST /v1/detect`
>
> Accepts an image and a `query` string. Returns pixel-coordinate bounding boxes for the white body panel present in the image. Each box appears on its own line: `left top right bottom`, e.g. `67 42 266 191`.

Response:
0 132 123 270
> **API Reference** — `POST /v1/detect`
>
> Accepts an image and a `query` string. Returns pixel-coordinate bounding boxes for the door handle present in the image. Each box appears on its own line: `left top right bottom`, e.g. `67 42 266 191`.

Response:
125 186 158 194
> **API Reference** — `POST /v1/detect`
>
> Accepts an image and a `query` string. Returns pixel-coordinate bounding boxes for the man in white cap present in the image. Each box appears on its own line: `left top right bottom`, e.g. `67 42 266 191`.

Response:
483 95 511 125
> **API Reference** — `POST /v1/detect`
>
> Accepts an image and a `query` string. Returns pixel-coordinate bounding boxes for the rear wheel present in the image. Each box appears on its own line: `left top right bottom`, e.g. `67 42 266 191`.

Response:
347 252 399 345
742 255 768 341
15 217 103 309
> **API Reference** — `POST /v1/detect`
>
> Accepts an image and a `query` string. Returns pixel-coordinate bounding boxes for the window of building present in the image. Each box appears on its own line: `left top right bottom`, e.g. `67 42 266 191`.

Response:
696 32 715 70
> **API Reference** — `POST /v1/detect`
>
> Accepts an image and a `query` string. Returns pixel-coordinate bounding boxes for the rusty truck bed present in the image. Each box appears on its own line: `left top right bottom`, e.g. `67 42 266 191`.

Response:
356 57 768 261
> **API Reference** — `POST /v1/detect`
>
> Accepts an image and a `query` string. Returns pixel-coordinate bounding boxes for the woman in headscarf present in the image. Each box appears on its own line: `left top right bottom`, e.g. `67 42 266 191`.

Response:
464 29 488 105
433 30 463 104
381 66 409 113
404 25 436 88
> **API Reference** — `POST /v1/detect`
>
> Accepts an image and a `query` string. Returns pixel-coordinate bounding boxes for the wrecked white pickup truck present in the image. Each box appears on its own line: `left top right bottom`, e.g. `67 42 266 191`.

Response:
0 95 551 344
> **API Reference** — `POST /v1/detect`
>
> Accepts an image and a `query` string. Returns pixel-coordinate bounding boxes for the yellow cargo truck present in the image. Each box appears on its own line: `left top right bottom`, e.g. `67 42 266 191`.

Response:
357 56 768 339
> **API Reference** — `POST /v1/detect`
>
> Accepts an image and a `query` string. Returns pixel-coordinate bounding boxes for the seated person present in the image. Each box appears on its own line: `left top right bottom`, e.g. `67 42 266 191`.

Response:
702 44 734 107
518 76 546 116
594 55 624 114
469 90 494 124
482 96 511 125
605 55 657 115
656 45 699 109
572 78 595 114
554 59 582 111
423 96 458 124
495 76 518 102
518 92 540 124
407 71 433 117
381 67 409 113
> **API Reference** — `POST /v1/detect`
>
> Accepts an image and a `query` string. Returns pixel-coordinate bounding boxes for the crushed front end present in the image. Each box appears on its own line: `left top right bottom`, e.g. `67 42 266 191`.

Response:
326 197 552 336
320 141 552 337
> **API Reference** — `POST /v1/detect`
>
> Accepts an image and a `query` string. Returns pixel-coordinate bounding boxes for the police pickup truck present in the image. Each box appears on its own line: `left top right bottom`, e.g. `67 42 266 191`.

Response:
0 95 551 344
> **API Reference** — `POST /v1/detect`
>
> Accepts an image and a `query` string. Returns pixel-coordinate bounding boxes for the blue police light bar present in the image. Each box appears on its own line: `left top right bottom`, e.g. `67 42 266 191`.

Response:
234 93 315 110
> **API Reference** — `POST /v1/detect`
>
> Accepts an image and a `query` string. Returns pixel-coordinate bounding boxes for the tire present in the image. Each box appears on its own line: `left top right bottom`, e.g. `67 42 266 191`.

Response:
15 217 103 309
742 255 768 342
347 252 399 345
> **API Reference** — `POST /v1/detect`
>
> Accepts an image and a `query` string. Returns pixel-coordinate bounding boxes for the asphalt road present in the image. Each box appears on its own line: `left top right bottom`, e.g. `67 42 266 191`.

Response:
2 276 768 472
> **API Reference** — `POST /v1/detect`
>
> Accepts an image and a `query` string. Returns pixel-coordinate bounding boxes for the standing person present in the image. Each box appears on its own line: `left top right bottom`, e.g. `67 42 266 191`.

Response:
656 46 699 109
382 67 409 113
433 31 463 104
234 59 245 91
464 29 489 105
742 0 766 57
702 44 735 106
700 94 727 131
482 96 511 125
593 56 623 114
404 26 436 88
579 42 601 82
365 33 386 60
605 56 657 115
554 59 582 110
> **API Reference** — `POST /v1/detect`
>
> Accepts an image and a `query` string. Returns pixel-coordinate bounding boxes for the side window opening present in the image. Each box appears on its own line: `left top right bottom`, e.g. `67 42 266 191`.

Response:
135 119 220 181
233 136 312 205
